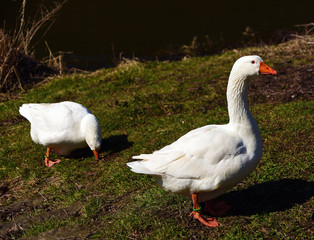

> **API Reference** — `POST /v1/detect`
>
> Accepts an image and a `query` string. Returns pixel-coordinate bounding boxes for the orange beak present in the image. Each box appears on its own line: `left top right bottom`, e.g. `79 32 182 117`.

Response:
93 150 100 160
259 61 277 75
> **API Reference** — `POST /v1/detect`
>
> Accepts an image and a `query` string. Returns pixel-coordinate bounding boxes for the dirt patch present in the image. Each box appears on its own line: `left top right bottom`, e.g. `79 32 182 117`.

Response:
0 178 25 206
21 224 101 240
0 175 135 239
0 199 82 239
0 115 25 134
249 64 313 104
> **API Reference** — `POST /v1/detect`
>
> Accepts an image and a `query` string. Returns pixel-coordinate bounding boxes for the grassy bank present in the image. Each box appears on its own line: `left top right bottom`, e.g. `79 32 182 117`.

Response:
0 35 313 239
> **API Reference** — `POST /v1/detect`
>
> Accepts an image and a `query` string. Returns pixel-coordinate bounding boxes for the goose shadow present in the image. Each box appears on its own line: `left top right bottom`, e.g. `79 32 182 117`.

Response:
209 178 313 216
70 134 133 159
100 134 134 154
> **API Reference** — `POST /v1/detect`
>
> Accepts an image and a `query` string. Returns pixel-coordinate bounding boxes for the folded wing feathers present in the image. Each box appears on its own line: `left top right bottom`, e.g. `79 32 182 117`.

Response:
128 125 245 180
129 151 186 175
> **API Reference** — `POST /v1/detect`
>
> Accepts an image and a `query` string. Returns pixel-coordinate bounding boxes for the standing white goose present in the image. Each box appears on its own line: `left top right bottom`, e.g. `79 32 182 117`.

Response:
127 55 277 227
19 101 102 167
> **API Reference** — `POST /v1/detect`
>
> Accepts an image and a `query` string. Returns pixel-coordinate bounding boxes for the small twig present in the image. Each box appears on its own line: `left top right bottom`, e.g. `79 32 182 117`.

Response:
1 66 14 89
38 191 47 201
13 66 25 91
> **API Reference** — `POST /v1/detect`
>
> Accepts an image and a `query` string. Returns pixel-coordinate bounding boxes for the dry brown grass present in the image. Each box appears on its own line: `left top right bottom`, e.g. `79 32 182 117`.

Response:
0 0 67 93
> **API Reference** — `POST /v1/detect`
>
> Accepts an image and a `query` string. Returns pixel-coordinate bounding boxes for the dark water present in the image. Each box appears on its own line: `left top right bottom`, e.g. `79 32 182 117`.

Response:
1 0 313 70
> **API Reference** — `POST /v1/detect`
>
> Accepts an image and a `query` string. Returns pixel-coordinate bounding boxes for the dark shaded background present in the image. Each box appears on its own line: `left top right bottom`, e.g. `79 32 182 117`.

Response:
1 0 313 69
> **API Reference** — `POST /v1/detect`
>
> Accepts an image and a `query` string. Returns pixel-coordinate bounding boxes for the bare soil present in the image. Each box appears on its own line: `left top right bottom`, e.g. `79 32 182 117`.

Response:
249 64 313 103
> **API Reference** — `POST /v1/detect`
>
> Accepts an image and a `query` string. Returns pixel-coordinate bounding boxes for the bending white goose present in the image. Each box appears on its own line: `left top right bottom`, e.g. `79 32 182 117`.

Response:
127 55 277 227
19 101 102 167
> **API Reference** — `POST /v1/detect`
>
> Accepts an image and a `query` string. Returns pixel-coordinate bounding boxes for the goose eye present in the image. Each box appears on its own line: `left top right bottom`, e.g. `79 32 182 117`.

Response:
251 60 255 64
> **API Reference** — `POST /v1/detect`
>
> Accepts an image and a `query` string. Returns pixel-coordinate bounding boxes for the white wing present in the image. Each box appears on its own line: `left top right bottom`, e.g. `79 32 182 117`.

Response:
129 125 247 180
19 102 88 145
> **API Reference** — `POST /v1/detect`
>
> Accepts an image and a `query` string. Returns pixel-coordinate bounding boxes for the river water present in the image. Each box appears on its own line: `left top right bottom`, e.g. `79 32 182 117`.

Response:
1 0 313 69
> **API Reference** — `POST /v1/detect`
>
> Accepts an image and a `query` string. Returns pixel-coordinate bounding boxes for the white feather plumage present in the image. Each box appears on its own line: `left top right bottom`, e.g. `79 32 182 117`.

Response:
127 56 275 202
19 101 102 156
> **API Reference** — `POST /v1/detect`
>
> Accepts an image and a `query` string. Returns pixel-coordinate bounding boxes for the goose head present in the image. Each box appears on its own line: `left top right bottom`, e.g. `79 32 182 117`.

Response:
230 55 277 79
227 55 277 123
81 113 102 159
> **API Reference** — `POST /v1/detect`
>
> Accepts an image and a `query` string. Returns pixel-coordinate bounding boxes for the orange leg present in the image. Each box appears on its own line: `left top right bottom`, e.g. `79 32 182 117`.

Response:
44 147 61 167
93 150 100 160
190 193 218 227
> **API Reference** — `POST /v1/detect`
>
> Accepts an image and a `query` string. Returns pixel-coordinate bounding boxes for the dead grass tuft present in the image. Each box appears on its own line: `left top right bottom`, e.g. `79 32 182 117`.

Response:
0 0 67 93
117 57 143 72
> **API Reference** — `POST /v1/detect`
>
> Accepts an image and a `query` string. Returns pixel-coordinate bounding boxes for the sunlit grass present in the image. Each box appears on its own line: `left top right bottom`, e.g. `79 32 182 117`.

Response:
0 37 313 239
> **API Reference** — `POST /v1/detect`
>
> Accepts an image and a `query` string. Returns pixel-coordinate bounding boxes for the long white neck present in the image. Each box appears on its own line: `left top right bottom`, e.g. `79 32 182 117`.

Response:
81 114 102 151
226 70 262 157
226 71 252 125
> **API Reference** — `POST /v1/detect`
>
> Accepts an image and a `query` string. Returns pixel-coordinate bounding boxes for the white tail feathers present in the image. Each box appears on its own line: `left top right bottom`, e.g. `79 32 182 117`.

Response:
126 161 160 175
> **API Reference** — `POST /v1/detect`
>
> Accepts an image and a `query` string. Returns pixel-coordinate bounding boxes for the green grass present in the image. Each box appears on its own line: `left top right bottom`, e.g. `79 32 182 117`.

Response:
0 38 313 239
